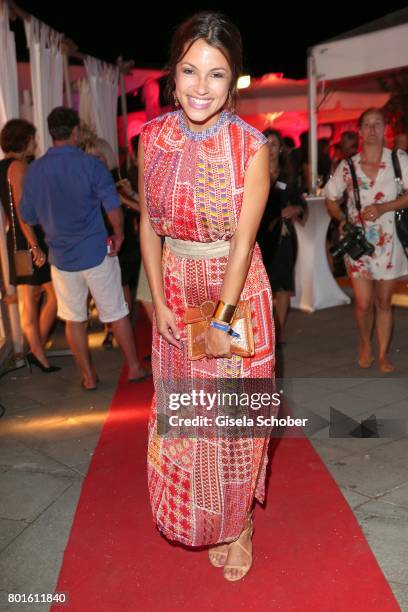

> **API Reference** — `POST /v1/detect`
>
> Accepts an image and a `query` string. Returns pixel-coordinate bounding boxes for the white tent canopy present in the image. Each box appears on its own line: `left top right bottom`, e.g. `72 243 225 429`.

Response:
308 8 408 193
311 9 408 81
236 73 389 115
16 63 165 98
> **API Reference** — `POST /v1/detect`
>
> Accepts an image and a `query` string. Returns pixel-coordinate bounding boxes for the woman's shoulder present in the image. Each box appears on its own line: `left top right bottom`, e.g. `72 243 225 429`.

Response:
140 111 181 154
380 146 408 164
7 158 27 178
141 110 179 136
228 114 268 171
336 153 359 174
229 114 268 145
380 147 393 161
393 146 408 164
377 147 408 171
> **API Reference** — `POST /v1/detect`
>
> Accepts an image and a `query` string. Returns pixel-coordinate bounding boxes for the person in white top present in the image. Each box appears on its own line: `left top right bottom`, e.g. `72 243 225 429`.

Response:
326 108 408 373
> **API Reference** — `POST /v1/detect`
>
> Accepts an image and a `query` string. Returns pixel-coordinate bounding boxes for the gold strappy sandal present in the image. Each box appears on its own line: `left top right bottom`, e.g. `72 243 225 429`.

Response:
208 543 230 567
223 516 253 582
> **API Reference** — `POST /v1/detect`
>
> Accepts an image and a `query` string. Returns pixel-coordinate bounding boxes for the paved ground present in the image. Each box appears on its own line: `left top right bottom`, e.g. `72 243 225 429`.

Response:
0 303 407 611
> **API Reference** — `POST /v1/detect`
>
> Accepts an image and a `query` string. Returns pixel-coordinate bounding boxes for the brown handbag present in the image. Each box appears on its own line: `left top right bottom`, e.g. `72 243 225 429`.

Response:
183 299 255 360
8 178 33 277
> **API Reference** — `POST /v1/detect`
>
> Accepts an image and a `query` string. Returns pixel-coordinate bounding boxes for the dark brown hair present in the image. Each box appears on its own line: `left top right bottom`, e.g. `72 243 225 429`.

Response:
358 108 386 129
47 107 80 141
165 11 243 110
0 119 36 154
262 128 281 141
341 130 358 144
262 128 294 188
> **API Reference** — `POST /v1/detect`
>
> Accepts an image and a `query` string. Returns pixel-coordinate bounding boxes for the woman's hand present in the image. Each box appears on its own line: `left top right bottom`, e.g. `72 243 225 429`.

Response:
281 205 302 220
31 246 46 267
155 303 182 349
116 178 135 197
197 324 232 359
362 204 383 222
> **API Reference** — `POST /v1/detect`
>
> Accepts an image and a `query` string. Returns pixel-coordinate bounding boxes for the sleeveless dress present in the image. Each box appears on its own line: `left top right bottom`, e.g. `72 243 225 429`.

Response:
258 171 306 293
0 158 51 286
142 109 275 547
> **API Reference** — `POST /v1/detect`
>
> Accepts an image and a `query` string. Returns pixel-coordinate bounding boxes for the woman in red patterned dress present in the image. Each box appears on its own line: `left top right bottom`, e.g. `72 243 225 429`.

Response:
139 12 274 581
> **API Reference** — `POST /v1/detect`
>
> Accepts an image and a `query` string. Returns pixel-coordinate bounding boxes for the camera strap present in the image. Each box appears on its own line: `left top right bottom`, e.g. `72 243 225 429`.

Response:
392 149 408 256
345 157 366 230
391 149 404 196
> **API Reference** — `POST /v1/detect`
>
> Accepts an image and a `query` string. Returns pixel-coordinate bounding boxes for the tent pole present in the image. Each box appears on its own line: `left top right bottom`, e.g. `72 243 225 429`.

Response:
307 52 318 195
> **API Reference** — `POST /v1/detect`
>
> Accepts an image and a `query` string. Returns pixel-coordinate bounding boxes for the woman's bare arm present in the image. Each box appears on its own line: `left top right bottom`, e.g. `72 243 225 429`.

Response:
9 161 39 248
203 142 270 358
362 191 408 222
219 143 270 305
326 198 345 222
138 138 165 308
9 160 45 266
138 137 181 348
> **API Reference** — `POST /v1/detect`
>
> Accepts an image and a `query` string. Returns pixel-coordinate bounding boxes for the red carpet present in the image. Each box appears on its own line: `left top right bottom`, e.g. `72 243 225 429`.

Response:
52 316 399 612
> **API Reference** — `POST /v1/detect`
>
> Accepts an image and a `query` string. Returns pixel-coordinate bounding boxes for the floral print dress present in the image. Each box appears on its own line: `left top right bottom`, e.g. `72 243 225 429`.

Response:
325 147 408 280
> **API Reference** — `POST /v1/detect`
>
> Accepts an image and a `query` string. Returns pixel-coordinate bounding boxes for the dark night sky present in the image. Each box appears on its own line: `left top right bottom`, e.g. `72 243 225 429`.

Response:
12 1 408 79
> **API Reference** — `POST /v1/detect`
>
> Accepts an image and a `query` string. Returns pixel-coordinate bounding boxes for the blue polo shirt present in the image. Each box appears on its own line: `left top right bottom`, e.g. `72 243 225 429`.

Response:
19 145 120 271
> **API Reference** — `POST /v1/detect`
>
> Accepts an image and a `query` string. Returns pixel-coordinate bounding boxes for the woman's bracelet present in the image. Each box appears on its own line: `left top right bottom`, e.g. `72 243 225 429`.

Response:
213 300 236 324
210 319 240 338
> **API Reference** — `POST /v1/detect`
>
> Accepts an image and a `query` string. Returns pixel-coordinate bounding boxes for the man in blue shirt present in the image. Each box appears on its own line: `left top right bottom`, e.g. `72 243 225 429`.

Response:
20 107 148 388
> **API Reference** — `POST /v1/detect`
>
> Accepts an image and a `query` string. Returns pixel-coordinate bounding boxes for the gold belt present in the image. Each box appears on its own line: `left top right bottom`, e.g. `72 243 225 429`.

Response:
165 237 230 260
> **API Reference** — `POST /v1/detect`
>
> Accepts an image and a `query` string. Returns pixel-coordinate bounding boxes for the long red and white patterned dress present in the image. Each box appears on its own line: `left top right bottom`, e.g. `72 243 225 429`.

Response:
142 108 275 547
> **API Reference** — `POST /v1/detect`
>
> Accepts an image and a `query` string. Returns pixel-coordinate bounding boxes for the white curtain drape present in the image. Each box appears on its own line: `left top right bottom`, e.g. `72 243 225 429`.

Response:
24 16 63 155
78 77 95 132
20 89 34 123
0 2 23 356
0 2 19 134
84 57 119 161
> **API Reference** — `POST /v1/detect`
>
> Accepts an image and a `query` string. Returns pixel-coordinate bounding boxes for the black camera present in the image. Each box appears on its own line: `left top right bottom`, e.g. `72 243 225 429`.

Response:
330 223 375 261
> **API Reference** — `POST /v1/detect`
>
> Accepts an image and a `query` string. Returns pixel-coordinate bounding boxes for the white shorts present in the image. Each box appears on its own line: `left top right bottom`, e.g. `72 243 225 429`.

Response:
51 256 129 323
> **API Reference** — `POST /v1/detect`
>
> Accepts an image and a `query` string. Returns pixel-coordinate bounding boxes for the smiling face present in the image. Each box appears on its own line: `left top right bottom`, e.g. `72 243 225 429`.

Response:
359 112 385 147
174 38 232 132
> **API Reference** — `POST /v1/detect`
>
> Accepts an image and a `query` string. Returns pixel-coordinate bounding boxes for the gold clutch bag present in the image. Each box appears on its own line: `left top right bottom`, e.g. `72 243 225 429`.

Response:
183 300 255 360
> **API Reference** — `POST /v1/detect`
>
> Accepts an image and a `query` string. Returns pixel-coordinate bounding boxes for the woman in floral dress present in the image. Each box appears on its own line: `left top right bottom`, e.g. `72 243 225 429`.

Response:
326 108 408 372
138 12 274 581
